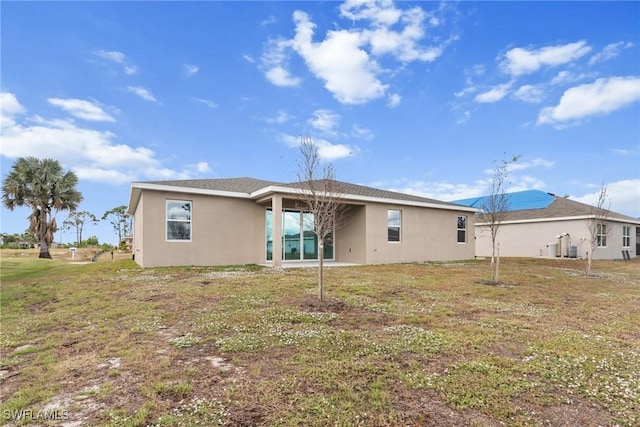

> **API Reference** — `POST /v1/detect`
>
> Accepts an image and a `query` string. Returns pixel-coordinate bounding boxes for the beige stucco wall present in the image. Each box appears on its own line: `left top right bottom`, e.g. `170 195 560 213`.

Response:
363 203 475 264
132 195 144 265
133 190 266 268
474 219 637 260
131 189 476 268
335 205 367 264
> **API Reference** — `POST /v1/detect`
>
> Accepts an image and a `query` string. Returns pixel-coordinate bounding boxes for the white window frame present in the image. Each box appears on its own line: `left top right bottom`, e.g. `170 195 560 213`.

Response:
166 200 192 242
622 226 631 248
457 215 467 244
596 223 607 248
388 209 401 243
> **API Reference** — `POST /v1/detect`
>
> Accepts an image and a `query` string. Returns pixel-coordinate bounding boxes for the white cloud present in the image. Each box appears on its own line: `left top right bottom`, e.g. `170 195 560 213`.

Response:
194 98 218 108
454 85 477 98
184 64 199 77
265 110 293 124
571 179 640 218
387 93 401 107
456 110 471 125
127 86 158 102
589 41 634 65
48 98 115 122
243 54 255 64
308 109 340 135
265 66 302 87
475 82 512 103
512 84 544 104
351 124 374 140
261 1 454 105
611 148 638 157
0 92 26 128
291 11 387 104
96 49 138 75
261 15 277 26
508 158 555 172
1 92 26 116
192 162 211 173
538 76 640 126
500 41 592 76
261 38 302 87
279 132 356 160
0 94 203 185
383 179 490 202
316 140 354 160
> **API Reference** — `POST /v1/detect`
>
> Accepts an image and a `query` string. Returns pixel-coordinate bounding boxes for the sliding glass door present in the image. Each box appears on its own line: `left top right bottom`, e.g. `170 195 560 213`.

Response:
266 208 333 261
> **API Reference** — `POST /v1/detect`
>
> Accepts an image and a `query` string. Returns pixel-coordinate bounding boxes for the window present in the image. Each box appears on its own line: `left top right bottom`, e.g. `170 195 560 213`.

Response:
596 223 607 248
388 209 401 242
166 200 191 241
623 226 631 248
457 216 467 243
266 208 333 261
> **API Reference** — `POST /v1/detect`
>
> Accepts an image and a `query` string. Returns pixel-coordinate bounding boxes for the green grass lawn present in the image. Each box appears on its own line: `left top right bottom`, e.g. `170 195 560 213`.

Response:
1 253 639 426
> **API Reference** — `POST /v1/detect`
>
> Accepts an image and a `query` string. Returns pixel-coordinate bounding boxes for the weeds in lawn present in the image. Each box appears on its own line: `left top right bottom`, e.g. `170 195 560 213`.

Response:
1 252 638 426
168 333 200 348
524 329 640 425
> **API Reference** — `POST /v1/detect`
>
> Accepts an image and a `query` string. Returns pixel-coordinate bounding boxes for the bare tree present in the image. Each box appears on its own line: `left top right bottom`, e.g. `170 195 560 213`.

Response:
480 154 520 283
296 137 349 301
585 183 611 276
62 210 99 247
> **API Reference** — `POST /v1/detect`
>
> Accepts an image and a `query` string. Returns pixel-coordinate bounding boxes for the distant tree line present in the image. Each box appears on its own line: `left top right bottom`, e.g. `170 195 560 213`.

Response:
1 157 131 257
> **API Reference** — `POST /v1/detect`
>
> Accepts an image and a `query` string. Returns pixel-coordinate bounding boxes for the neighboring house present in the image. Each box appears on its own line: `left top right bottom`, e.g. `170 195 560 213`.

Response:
454 190 640 259
127 177 479 268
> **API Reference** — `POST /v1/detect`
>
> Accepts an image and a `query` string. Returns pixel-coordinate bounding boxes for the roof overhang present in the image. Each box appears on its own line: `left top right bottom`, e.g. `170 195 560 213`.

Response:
252 185 480 212
128 182 481 215
476 215 640 226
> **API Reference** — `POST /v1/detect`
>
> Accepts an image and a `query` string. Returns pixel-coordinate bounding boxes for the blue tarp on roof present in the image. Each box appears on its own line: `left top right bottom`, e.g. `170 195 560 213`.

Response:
453 190 555 212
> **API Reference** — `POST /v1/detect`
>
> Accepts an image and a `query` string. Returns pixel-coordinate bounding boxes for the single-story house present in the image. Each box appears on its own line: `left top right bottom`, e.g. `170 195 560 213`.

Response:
127 177 479 268
454 190 640 259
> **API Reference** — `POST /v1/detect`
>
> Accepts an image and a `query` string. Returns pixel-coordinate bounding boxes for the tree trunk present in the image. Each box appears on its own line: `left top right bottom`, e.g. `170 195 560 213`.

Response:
495 243 500 283
318 239 324 302
39 211 52 259
586 251 592 276
490 238 497 282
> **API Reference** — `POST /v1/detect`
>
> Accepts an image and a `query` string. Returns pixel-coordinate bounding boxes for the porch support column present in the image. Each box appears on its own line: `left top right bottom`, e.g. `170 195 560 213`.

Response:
272 194 283 268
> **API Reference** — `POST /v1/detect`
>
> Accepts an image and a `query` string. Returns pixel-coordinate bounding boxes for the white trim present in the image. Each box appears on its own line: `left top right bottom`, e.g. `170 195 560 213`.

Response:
133 182 250 199
253 185 480 213
130 182 481 214
457 215 467 244
166 199 192 242
476 215 640 226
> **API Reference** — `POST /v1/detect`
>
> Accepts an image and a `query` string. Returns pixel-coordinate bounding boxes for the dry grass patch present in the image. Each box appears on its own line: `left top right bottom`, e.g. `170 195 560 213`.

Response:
1 254 638 426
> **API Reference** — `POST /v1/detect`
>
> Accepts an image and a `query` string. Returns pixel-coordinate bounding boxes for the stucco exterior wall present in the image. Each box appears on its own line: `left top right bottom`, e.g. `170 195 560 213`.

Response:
132 194 144 265
475 219 637 260
134 190 265 268
364 203 475 264
131 189 477 268
335 205 367 264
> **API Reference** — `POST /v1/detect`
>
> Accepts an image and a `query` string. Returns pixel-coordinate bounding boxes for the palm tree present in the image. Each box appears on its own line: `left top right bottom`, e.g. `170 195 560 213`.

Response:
2 157 83 258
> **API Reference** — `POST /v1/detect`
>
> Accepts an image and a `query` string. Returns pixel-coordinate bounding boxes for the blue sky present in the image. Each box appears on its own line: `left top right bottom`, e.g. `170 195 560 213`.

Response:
1 1 639 245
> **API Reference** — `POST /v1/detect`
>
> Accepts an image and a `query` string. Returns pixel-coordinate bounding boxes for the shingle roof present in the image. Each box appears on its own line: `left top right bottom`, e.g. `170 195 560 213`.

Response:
143 177 282 193
460 190 639 223
137 177 468 208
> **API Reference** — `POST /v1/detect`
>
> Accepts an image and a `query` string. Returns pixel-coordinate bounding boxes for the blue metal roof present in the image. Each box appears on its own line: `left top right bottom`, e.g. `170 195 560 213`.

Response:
453 190 555 212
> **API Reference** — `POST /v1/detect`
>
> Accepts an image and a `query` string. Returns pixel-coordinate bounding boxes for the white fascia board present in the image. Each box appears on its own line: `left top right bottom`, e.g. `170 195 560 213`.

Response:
129 182 252 199
476 215 640 226
252 186 480 213
127 187 142 215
